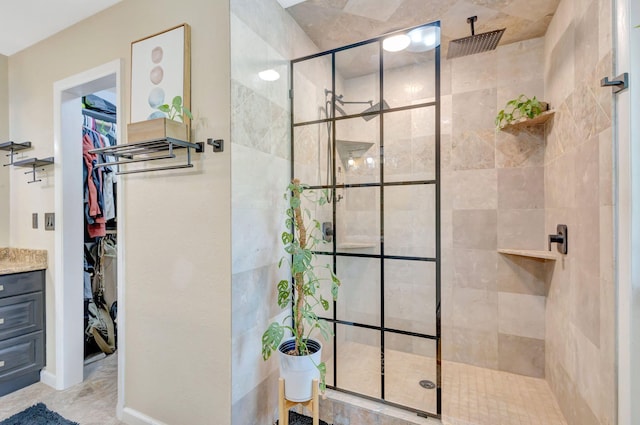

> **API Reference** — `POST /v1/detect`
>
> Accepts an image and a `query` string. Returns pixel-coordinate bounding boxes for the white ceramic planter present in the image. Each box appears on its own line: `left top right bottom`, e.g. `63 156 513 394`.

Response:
278 337 322 402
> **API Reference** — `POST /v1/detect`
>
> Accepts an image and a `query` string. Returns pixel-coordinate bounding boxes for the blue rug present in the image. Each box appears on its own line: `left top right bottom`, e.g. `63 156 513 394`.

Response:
0 403 79 425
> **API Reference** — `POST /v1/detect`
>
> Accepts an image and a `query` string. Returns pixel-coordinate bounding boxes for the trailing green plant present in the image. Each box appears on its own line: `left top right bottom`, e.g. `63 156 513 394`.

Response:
261 179 341 391
495 94 545 129
156 95 193 122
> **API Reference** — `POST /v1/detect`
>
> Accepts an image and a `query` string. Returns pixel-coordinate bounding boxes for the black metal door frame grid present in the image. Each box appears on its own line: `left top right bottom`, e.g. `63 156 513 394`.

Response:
290 21 441 419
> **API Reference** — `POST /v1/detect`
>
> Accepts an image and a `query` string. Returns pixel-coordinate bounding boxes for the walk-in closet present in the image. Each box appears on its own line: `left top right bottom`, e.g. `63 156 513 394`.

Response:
81 92 118 366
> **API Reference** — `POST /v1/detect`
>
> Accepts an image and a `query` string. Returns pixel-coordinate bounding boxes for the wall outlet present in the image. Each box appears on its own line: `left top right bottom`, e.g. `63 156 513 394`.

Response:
44 213 55 231
32 213 38 229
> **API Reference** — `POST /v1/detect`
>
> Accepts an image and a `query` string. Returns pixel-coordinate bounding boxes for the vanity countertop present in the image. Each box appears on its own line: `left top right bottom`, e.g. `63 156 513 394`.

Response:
0 248 48 275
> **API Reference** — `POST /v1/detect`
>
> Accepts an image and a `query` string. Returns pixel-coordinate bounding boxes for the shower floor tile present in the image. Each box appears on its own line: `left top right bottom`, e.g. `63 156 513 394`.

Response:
328 341 568 425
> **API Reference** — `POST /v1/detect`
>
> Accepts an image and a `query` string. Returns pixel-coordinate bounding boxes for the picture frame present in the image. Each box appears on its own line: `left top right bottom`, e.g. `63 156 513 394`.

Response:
130 23 191 126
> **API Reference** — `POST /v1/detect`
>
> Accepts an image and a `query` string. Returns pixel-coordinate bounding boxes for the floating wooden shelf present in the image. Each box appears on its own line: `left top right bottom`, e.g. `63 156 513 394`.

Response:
499 110 555 131
13 157 54 184
127 118 188 144
498 248 558 261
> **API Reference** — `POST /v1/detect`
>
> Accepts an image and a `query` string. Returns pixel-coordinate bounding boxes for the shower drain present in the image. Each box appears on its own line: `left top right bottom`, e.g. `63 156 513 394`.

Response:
419 380 435 389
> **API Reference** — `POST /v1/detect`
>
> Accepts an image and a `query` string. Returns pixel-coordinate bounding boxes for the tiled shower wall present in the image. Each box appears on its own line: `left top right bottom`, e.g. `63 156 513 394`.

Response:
543 0 616 423
230 1 318 424
440 37 548 377
294 37 549 378
299 37 548 378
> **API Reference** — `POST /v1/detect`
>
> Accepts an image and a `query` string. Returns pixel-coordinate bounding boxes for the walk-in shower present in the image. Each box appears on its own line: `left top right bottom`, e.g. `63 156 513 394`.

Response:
291 21 441 418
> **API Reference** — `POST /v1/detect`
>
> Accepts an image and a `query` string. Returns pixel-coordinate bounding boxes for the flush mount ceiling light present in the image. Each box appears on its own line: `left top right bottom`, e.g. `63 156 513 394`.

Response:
258 69 280 81
407 26 440 52
382 34 410 52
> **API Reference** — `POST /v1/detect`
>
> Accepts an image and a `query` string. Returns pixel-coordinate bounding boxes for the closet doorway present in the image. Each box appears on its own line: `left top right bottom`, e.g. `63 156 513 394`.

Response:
52 60 125 415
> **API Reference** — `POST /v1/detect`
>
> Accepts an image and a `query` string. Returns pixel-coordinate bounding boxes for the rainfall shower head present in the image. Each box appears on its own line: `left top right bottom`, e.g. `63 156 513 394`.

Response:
362 100 390 121
446 16 505 59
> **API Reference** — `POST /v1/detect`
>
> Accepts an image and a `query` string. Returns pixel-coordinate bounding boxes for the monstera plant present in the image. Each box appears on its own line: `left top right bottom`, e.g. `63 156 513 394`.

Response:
261 178 341 401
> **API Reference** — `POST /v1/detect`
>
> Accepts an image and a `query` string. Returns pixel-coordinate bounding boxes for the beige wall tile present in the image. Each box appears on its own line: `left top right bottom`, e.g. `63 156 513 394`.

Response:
544 0 615 421
544 22 575 106
496 37 545 87
498 167 545 209
497 209 545 250
452 88 497 132
451 129 496 170
446 326 499 369
545 153 575 210
453 249 498 291
574 0 599 85
599 128 613 207
231 371 279 425
451 169 498 210
495 125 546 168
573 133 600 198
452 209 498 250
452 287 498 332
498 292 546 339
498 333 545 377
450 51 497 94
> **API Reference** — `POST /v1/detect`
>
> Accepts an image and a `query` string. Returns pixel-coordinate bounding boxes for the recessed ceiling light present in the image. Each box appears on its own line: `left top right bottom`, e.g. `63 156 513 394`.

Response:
382 34 410 52
258 69 280 81
406 26 440 52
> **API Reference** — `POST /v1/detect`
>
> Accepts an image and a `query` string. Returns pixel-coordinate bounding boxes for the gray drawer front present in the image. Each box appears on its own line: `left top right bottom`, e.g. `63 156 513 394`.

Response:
0 331 44 381
0 271 45 299
0 293 44 341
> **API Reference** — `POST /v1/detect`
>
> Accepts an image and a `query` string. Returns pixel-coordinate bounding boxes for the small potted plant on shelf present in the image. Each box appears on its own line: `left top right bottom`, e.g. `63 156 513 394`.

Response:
262 179 341 402
127 95 193 143
495 94 549 130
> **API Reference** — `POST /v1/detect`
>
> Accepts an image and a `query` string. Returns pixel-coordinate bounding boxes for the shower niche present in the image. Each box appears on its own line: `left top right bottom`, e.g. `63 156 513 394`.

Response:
291 21 442 419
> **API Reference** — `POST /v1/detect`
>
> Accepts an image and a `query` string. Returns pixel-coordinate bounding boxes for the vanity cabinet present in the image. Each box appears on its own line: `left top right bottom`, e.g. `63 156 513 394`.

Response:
0 270 45 396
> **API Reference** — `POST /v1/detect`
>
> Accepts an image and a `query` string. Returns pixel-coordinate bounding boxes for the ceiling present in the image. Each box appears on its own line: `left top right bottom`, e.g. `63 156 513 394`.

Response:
0 0 122 56
282 0 559 55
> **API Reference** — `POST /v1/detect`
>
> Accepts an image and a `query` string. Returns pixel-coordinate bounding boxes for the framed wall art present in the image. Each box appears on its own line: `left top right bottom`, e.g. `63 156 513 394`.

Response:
130 23 191 125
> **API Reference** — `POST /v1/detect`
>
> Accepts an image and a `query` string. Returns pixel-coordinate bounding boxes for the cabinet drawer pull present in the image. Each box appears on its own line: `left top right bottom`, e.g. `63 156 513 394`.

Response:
0 318 3 325
0 284 3 291
0 361 4 368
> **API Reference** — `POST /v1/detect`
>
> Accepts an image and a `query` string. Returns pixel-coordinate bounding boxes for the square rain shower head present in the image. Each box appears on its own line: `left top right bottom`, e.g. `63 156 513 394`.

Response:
446 28 506 59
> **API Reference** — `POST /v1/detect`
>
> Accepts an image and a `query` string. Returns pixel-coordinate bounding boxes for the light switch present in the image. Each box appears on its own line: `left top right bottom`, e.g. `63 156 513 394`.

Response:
32 213 38 229
44 213 55 231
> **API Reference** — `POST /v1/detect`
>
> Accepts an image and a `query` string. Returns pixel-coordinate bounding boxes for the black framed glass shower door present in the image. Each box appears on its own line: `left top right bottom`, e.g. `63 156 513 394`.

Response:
290 21 441 419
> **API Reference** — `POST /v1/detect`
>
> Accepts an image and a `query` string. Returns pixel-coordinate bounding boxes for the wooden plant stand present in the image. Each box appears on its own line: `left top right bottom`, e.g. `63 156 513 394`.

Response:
278 378 319 425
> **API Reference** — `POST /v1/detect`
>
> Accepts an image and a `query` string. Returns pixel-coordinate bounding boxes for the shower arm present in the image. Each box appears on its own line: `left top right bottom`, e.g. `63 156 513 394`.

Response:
325 89 373 107
468 16 477 36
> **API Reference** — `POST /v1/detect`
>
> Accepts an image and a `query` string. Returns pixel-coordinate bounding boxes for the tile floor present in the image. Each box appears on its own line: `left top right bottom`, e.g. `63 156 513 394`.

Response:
0 344 567 425
327 341 568 425
0 353 123 425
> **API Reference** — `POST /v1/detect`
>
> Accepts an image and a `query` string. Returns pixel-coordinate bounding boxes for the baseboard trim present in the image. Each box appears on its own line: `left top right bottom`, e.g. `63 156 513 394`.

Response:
39 369 57 389
121 407 168 425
